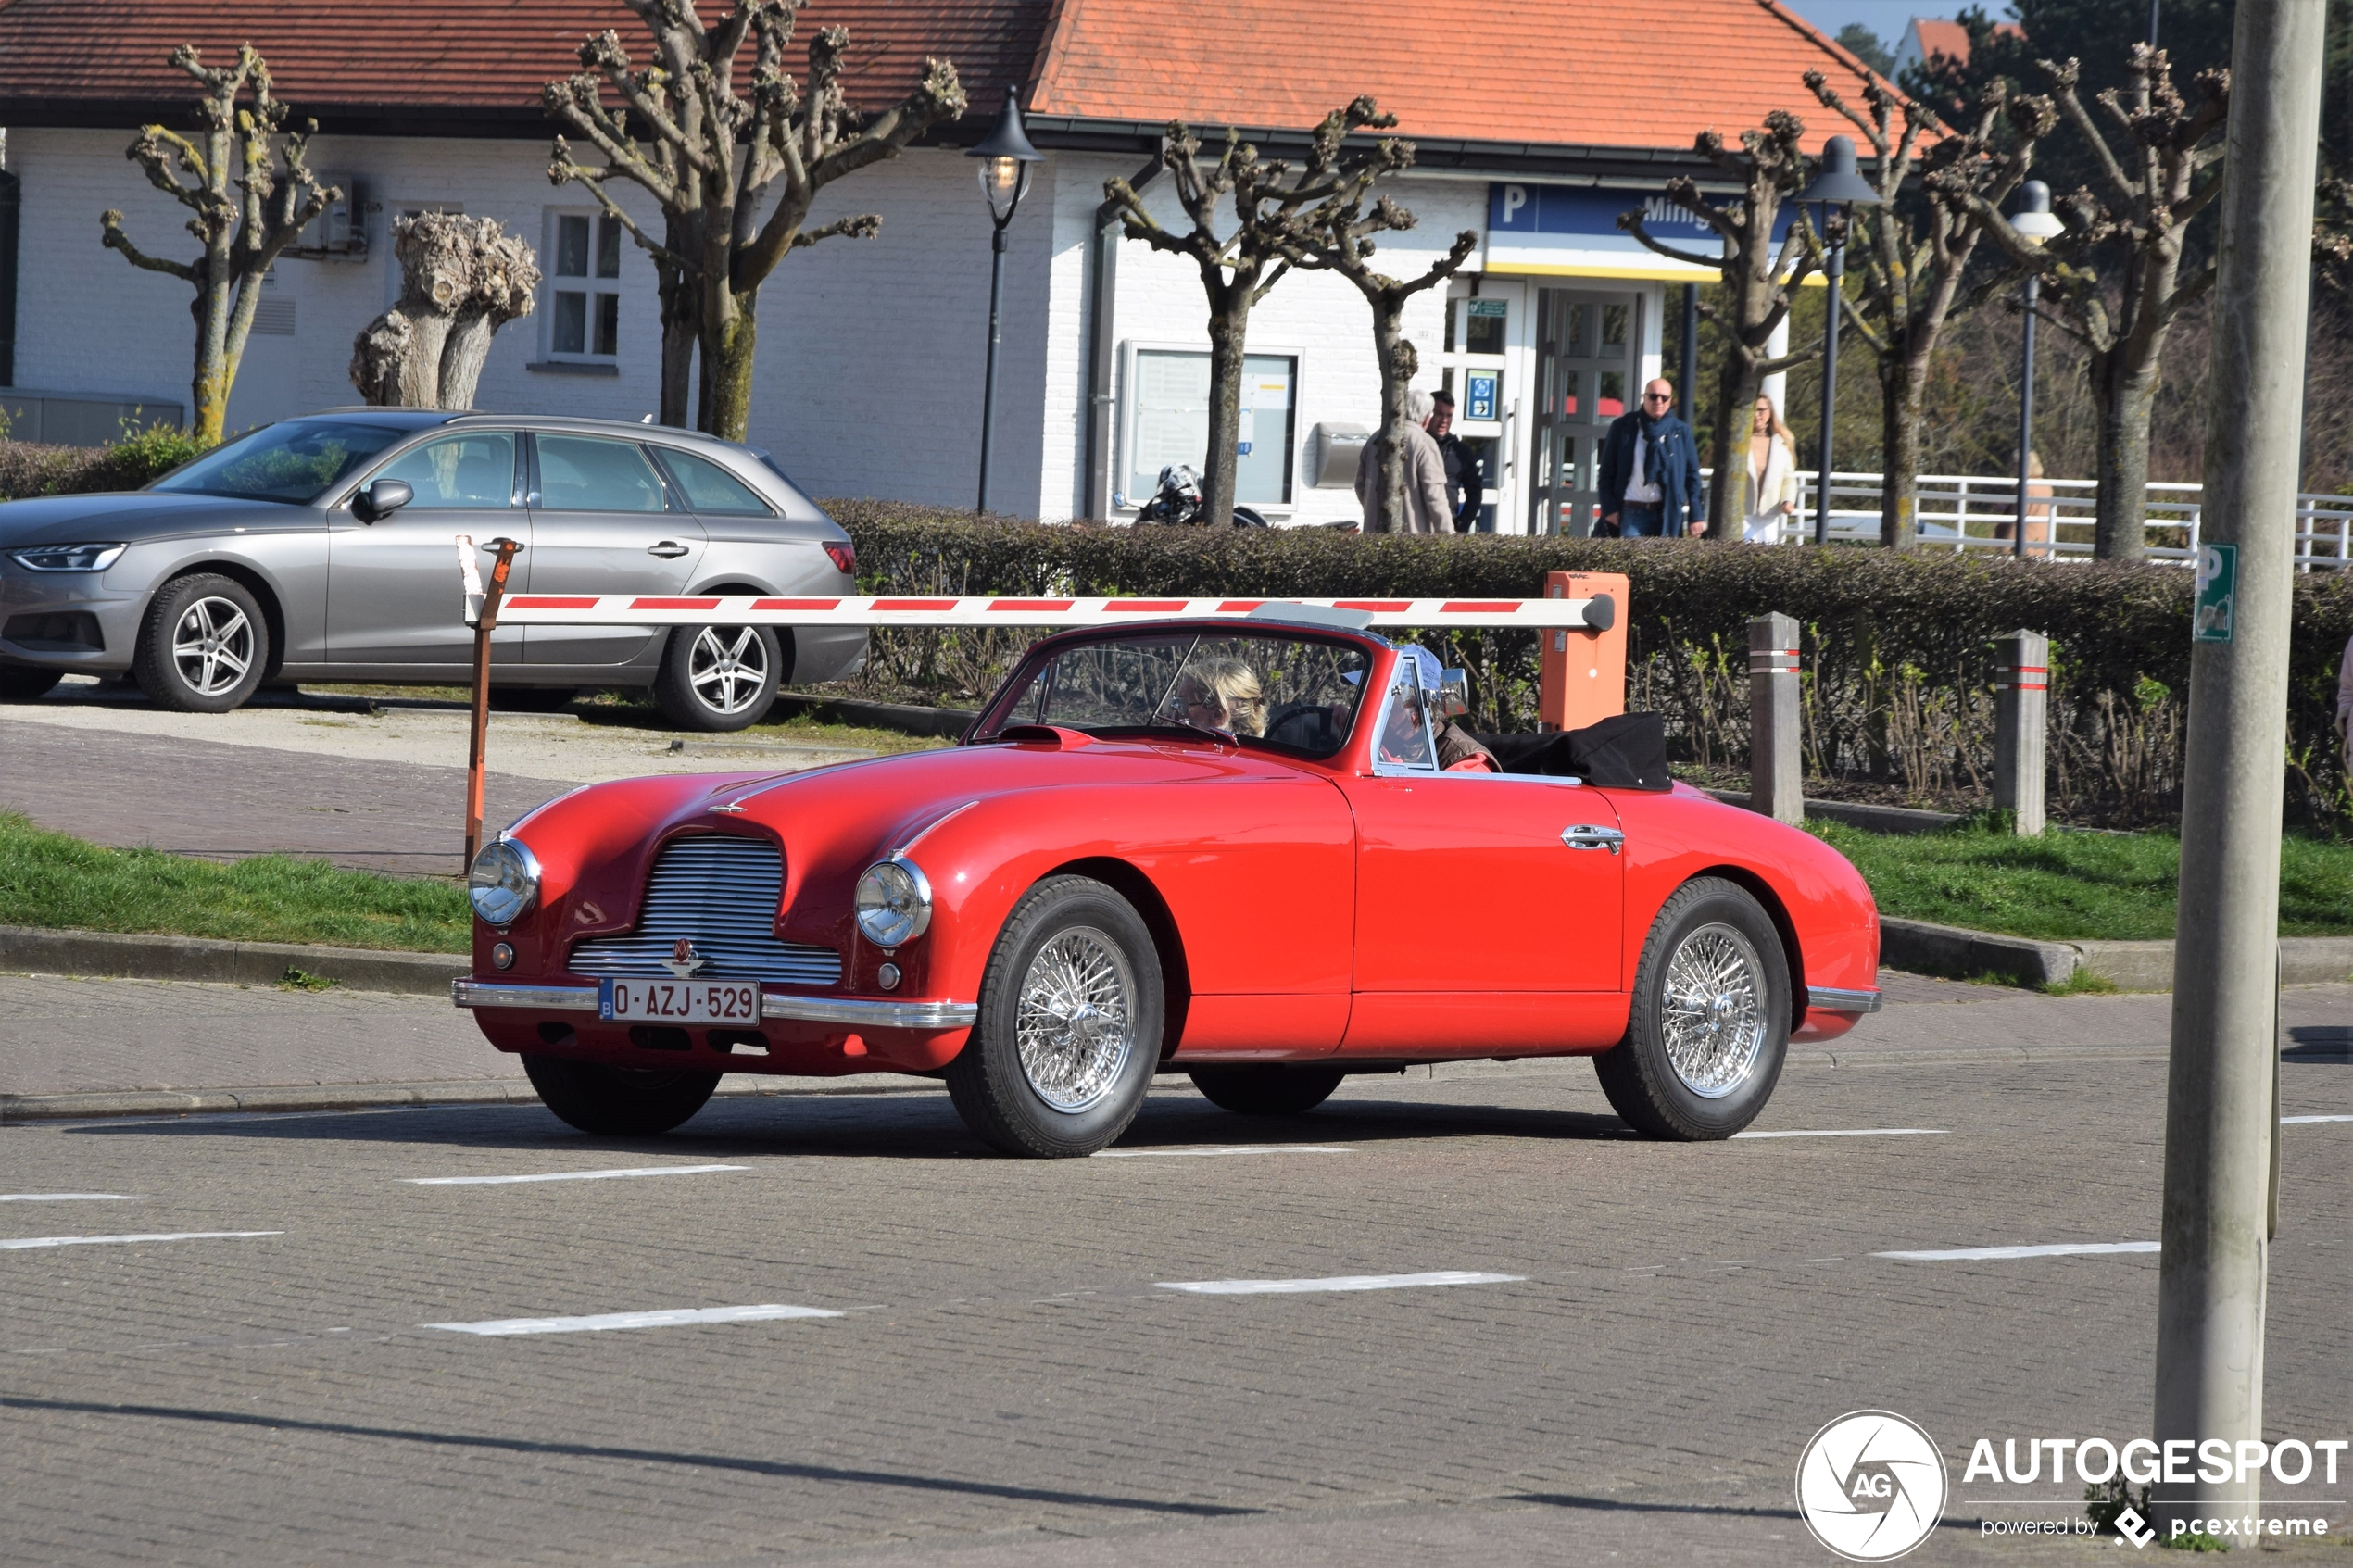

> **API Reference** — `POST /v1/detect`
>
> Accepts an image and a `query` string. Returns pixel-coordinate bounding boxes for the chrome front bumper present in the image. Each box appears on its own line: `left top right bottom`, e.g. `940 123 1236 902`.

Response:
451 978 978 1029
1806 985 1884 1014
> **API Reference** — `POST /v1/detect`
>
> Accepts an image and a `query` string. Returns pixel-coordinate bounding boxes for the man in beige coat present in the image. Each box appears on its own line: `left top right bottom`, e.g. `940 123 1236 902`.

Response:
1354 389 1456 533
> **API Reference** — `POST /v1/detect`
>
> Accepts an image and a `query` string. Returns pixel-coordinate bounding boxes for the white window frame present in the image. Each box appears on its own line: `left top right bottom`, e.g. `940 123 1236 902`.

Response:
541 207 624 364
1114 340 1303 516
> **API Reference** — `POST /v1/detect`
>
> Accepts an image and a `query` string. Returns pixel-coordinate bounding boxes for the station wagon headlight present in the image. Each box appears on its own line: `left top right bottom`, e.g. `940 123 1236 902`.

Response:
855 859 932 947
468 837 541 927
11 543 127 571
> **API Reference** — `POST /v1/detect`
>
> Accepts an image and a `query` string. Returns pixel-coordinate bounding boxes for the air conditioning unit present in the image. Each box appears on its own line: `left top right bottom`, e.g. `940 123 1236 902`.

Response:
1307 422 1370 488
286 176 366 259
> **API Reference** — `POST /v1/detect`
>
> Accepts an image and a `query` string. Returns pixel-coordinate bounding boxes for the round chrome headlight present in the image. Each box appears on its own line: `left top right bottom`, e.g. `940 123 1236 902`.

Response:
468 837 541 927
854 859 932 948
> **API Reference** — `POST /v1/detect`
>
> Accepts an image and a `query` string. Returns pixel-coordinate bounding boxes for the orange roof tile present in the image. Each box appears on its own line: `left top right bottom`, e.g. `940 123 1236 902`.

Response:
1028 0 1886 153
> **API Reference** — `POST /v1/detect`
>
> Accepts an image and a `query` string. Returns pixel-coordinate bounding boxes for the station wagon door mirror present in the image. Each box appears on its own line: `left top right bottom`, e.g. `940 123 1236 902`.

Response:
355 478 414 522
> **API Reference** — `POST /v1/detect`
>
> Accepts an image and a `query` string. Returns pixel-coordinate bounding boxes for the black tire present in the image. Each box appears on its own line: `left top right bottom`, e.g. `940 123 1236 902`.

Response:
493 685 577 712
1188 1065 1344 1116
522 1055 720 1136
946 875 1164 1157
652 623 783 732
1592 876 1791 1140
0 666 63 701
133 573 270 713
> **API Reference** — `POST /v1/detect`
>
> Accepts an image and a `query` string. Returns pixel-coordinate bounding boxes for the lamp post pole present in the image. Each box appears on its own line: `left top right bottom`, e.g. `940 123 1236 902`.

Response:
1814 234 1843 546
2012 271 2038 558
978 220 1009 515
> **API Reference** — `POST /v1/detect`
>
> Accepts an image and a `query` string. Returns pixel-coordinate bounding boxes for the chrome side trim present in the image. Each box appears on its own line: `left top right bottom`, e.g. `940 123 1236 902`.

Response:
454 979 598 1011
889 799 978 859
1806 985 1884 1014
761 993 978 1028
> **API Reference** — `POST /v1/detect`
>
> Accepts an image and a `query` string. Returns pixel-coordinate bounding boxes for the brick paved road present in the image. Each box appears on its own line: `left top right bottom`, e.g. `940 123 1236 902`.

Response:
4 1050 2347 1565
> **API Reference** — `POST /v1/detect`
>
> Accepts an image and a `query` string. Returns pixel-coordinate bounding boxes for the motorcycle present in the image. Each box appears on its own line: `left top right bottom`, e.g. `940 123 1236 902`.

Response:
1136 464 1268 528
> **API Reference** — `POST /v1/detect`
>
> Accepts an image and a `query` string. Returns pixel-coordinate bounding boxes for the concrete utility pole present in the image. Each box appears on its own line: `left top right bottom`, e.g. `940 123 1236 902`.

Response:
2153 0 2326 1538
1747 612 1803 824
1992 631 2047 835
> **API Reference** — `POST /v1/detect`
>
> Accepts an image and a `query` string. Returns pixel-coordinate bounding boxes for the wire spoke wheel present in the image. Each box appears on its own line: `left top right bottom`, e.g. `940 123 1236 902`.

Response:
1658 922 1768 1098
687 626 767 715
170 596 255 696
1013 926 1135 1114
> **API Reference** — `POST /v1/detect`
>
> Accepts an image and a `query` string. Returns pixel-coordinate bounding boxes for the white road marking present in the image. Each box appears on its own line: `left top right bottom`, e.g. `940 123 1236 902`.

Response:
405 1164 748 1185
2282 1113 2353 1124
0 1193 143 1202
1874 1241 2159 1261
424 1303 842 1336
1093 1146 1353 1159
1157 1271 1524 1296
0 1230 281 1251
1732 1128 1947 1139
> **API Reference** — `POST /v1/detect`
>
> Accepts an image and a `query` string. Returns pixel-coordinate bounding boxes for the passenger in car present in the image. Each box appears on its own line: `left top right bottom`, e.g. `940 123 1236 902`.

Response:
1173 659 1268 737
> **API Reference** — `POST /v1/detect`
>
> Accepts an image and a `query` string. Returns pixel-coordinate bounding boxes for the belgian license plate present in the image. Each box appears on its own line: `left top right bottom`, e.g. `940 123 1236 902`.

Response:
598 978 762 1024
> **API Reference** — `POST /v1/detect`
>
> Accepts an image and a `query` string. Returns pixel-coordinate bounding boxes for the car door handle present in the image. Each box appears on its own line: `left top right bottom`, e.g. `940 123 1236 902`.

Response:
1561 824 1624 854
646 541 689 558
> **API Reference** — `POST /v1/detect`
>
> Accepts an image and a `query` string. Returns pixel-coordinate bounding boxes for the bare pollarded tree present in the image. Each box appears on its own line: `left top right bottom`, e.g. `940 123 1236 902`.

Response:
98 44 335 445
1104 99 1397 528
544 0 964 438
350 214 541 408
1622 112 1822 535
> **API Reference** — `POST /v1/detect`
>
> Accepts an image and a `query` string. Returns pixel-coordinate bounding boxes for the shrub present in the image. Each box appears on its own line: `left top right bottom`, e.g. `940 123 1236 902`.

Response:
818 505 2353 828
0 423 209 500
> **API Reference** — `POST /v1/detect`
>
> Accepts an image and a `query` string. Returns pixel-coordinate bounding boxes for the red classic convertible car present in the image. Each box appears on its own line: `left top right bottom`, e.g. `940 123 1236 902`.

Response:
455 608 1881 1155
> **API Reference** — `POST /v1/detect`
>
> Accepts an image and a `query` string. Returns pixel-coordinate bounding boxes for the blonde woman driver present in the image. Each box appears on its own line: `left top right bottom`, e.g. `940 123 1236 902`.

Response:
1172 658 1268 737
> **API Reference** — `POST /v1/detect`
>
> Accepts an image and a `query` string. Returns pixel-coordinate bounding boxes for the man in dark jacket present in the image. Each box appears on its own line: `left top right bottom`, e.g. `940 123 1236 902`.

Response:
1598 379 1705 537
1426 390 1482 532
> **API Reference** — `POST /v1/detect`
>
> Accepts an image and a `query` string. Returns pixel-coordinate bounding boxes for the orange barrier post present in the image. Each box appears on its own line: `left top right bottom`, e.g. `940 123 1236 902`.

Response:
462 537 522 871
1537 570 1629 731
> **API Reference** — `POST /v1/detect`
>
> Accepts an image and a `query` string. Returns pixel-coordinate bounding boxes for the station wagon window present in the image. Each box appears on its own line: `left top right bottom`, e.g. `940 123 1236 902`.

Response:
150 419 406 504
535 435 668 512
657 448 772 515
366 433 517 508
980 631 1372 759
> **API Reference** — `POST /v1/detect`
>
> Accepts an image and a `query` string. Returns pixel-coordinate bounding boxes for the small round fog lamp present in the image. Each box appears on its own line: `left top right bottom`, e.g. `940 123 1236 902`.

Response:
491 943 516 971
854 859 932 947
468 837 541 928
876 961 901 990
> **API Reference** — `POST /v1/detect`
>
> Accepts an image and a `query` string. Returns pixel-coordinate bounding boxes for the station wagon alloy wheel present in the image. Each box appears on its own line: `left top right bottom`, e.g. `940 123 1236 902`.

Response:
172 596 256 696
1658 923 1768 1098
687 626 769 715
1014 927 1135 1113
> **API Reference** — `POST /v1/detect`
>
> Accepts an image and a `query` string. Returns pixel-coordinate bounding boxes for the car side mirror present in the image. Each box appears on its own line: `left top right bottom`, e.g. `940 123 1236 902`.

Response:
354 479 414 522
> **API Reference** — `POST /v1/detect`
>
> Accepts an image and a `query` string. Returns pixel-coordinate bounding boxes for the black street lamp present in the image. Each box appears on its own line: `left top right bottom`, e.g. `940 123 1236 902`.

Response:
1796 134 1881 546
967 86 1044 515
2007 180 2065 558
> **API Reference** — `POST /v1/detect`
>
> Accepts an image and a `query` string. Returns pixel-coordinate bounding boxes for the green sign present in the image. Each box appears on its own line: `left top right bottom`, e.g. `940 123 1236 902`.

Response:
1468 298 1508 318
2194 543 2237 643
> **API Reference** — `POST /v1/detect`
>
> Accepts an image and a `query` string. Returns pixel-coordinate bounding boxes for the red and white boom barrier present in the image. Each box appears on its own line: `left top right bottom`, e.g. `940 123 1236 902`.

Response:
487 593 1612 630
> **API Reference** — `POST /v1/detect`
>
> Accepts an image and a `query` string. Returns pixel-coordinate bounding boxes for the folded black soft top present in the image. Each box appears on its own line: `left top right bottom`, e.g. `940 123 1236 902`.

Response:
1470 711 1671 791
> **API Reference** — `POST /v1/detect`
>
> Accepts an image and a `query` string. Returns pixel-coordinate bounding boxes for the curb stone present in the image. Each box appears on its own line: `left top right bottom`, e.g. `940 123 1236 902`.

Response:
0 924 464 997
770 694 978 738
1877 917 2353 992
1 1073 947 1123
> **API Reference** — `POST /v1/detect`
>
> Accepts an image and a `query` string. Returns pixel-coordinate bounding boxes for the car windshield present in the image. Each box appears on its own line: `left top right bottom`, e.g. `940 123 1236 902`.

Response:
978 630 1375 759
149 420 409 504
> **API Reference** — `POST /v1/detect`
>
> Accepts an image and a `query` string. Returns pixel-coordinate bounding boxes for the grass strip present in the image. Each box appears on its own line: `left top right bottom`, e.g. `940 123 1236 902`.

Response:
0 812 469 953
1812 818 2353 941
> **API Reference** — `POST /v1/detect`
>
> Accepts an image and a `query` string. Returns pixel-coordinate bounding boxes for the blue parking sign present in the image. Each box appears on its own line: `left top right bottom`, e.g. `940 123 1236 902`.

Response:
1466 369 1499 423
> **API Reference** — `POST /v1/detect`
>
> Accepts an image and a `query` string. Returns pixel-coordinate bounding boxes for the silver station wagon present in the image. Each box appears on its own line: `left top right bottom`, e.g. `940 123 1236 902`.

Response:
0 410 864 730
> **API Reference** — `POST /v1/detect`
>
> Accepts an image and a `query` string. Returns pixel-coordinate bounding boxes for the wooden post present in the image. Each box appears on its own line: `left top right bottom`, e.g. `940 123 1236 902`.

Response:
1536 570 1629 732
461 536 522 872
1747 611 1803 823
1993 630 2049 835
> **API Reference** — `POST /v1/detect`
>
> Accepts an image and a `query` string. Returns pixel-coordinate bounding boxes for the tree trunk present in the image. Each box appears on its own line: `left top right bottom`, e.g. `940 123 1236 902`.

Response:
2091 348 2160 560
703 290 761 443
439 312 497 408
1201 297 1251 528
1709 353 1761 536
659 291 698 430
1364 311 1415 533
1880 348 1931 551
189 246 233 445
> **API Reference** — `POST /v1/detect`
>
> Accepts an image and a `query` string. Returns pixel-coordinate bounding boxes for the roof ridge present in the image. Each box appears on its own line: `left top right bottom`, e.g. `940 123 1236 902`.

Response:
1753 0 1903 94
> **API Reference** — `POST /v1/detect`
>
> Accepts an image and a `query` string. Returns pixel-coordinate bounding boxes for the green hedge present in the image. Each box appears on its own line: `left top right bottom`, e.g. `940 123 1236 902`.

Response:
822 503 2353 829
0 426 209 500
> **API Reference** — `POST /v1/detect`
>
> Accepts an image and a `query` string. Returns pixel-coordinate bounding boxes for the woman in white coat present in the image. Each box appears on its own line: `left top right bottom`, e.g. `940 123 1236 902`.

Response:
1742 396 1804 544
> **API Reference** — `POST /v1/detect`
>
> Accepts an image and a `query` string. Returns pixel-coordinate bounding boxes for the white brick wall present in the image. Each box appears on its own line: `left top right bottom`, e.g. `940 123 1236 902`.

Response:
6 127 1501 528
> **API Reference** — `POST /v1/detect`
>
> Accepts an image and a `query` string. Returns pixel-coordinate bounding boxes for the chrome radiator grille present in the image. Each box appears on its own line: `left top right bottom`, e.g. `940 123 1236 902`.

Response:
567 835 841 985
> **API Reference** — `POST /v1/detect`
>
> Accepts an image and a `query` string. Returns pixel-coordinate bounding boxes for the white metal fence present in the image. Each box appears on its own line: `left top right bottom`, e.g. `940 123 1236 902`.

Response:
1697 470 2353 570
